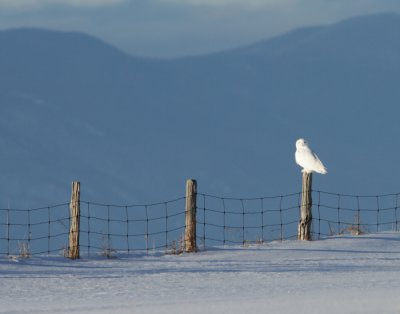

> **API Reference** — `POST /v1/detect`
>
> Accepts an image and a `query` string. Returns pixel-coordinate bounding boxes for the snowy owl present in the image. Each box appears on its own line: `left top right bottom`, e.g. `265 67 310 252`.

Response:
295 138 327 174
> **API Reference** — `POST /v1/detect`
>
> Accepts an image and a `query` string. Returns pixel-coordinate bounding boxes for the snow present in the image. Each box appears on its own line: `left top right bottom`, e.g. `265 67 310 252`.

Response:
1 232 400 313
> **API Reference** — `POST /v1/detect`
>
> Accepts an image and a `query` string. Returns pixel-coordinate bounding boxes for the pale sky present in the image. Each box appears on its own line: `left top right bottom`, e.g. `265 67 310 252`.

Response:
0 0 399 58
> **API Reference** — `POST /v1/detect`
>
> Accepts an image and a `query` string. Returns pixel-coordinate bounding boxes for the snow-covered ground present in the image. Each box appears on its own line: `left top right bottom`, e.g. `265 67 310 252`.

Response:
1 232 400 314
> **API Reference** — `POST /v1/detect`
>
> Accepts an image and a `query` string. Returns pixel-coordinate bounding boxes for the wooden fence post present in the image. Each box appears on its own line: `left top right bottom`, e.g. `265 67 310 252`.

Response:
185 179 197 252
298 172 312 240
68 181 80 259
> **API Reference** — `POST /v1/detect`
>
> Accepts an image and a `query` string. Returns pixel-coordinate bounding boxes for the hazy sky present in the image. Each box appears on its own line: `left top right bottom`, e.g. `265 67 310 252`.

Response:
0 0 399 58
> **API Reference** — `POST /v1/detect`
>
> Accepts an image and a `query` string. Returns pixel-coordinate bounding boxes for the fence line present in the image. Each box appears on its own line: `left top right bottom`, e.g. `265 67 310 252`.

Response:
0 189 399 257
79 198 186 256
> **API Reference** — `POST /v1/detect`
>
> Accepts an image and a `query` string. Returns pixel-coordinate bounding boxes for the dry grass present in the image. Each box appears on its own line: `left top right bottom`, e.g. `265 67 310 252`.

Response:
165 235 185 255
101 237 117 258
328 214 367 236
18 241 31 259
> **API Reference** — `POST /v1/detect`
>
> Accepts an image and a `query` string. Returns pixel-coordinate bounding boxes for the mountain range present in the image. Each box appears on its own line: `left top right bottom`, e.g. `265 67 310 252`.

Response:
1 12 399 207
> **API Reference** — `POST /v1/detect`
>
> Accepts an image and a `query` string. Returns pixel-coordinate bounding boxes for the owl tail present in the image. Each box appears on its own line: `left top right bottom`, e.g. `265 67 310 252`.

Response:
315 164 327 175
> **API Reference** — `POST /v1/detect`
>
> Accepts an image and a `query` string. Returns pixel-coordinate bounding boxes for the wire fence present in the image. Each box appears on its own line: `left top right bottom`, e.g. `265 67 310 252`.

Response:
79 198 186 256
0 190 399 257
197 191 400 248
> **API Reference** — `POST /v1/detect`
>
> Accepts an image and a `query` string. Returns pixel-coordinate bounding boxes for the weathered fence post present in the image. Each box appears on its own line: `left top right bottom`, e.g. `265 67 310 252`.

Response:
68 181 80 259
298 172 312 240
185 179 197 252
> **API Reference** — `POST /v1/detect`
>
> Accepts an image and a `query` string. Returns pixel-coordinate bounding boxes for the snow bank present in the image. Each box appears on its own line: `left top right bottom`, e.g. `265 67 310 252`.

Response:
1 233 399 313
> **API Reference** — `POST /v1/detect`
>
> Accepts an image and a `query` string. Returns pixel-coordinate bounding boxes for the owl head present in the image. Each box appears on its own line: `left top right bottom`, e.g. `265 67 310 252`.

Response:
296 138 308 149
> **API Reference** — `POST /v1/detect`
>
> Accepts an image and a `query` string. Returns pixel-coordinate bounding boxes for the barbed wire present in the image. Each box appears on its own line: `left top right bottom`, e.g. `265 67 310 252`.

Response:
0 190 399 257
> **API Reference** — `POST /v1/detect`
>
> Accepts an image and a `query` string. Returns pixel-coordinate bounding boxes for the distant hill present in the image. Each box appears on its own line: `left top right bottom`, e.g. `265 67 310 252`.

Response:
0 13 400 207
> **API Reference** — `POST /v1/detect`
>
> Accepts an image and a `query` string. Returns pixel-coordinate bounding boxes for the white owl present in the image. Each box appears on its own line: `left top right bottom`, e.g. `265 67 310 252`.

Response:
295 138 327 174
